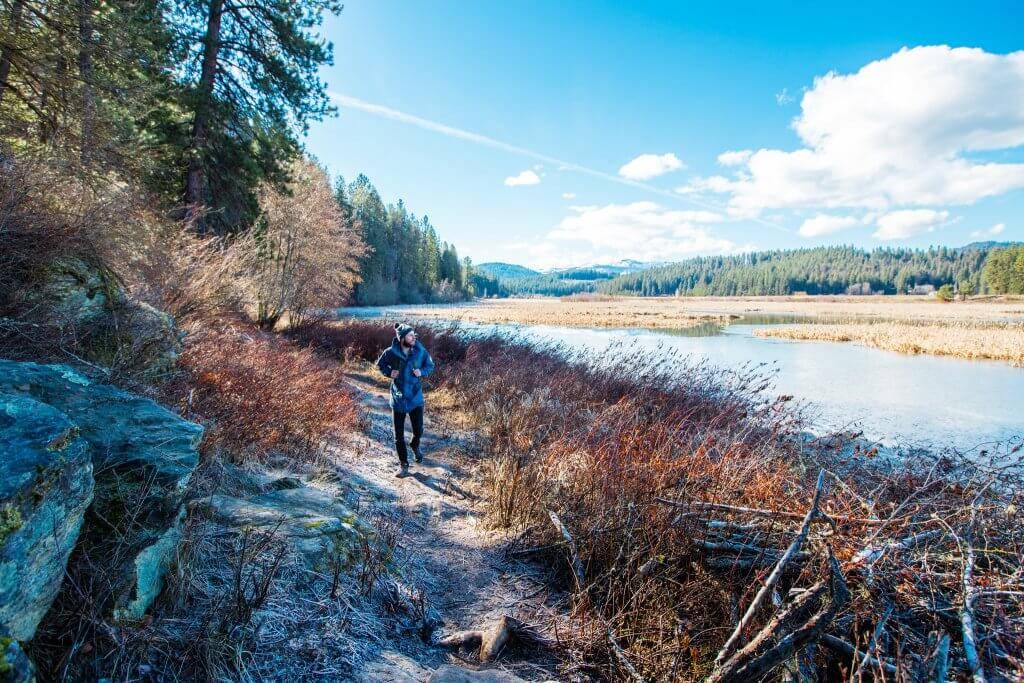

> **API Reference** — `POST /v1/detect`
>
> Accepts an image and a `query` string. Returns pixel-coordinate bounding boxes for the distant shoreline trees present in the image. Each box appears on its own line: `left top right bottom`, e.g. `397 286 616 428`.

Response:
982 245 1024 294
598 246 1001 297
336 174 477 305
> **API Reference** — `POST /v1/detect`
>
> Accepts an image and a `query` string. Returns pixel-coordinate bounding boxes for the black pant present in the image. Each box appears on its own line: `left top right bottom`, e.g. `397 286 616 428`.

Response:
392 406 423 465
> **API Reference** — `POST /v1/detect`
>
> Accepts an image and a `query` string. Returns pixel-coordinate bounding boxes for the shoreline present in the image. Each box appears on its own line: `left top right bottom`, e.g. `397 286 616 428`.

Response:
339 295 1024 364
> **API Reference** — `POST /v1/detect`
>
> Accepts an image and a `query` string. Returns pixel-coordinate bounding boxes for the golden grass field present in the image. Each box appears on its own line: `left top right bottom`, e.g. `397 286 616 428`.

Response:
387 296 735 328
756 321 1024 366
666 294 1024 322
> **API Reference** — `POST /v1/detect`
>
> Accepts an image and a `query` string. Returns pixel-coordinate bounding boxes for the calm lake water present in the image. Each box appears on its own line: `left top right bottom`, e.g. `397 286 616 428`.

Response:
342 308 1024 452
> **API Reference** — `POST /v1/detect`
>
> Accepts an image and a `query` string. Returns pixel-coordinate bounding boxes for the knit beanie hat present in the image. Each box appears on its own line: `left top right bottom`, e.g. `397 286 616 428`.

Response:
395 322 415 340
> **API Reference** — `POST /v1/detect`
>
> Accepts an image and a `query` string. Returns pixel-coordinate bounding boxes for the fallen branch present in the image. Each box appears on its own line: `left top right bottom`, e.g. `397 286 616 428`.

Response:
819 635 899 675
607 625 645 683
929 632 951 683
852 602 893 678
960 529 987 683
547 509 585 590
713 469 827 668
657 492 882 526
547 509 644 682
849 529 944 567
707 554 850 683
434 615 548 663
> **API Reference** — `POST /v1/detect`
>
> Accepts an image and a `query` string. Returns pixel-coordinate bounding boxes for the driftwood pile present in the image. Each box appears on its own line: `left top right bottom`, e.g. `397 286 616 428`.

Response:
537 464 1023 682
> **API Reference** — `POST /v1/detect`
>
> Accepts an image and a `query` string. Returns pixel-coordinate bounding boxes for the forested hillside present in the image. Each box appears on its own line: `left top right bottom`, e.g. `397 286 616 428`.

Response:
477 262 540 280
478 260 651 296
600 245 1015 296
339 175 478 304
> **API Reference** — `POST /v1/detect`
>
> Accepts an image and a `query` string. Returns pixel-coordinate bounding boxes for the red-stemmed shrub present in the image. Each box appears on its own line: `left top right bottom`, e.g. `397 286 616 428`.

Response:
175 322 361 461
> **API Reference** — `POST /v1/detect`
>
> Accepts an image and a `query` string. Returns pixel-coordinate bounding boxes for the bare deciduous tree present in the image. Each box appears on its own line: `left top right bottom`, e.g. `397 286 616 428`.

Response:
233 158 366 328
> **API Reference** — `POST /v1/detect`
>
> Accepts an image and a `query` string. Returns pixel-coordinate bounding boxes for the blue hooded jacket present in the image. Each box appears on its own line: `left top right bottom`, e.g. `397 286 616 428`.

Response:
375 339 435 412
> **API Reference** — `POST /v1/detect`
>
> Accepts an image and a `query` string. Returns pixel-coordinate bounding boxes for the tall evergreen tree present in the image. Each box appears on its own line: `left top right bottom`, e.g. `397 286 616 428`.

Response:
172 0 341 234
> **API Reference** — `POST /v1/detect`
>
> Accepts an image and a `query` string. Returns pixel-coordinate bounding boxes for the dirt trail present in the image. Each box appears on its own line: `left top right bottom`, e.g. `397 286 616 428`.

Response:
334 369 566 682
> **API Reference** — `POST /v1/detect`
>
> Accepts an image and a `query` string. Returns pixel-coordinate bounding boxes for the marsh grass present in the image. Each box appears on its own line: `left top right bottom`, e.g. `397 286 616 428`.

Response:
757 320 1024 365
367 297 732 329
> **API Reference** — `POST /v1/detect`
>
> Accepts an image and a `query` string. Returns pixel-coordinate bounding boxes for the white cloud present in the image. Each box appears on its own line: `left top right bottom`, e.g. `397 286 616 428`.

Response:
775 88 795 105
717 150 752 166
504 169 541 186
719 47 1024 214
675 175 736 195
562 192 576 199
798 214 859 238
522 201 736 266
618 153 684 180
971 223 1006 238
873 209 950 240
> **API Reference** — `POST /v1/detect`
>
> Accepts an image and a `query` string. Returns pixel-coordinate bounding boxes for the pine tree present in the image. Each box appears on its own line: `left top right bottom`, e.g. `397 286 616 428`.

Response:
173 0 341 234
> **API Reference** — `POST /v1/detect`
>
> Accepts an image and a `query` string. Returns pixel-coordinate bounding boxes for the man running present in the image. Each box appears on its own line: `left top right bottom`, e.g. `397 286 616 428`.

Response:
376 323 436 477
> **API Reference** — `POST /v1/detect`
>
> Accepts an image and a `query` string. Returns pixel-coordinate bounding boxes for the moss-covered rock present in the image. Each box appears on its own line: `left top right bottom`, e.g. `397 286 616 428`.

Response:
0 359 202 624
21 256 184 380
0 635 36 682
0 394 94 642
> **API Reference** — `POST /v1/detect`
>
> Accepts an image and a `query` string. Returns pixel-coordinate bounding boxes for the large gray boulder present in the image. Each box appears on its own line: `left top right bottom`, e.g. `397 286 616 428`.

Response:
0 394 94 641
0 359 203 623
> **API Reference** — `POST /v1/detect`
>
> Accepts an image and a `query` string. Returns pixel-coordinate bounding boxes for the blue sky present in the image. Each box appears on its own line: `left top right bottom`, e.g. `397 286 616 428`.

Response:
306 1 1024 269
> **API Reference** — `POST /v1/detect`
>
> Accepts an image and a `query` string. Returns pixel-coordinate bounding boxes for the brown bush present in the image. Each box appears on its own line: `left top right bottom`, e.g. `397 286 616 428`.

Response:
0 153 189 381
174 322 361 461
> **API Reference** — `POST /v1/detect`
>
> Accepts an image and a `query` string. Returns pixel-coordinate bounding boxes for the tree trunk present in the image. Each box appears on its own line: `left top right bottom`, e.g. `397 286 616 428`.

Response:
77 0 94 164
0 0 26 106
184 0 225 233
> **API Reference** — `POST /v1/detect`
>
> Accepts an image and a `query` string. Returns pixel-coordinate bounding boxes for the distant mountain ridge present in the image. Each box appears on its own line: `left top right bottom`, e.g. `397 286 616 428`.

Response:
477 259 660 296
957 240 1022 251
476 262 540 280
478 243 1019 297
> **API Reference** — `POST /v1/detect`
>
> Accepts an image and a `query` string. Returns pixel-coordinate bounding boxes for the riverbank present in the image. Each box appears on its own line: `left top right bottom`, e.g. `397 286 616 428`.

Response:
357 295 1024 364
757 320 1024 366
291 318 1024 682
364 294 1024 327
664 293 1024 322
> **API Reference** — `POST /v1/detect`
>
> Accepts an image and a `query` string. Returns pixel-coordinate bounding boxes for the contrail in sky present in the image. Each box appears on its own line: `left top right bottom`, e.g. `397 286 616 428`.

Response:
328 91 782 228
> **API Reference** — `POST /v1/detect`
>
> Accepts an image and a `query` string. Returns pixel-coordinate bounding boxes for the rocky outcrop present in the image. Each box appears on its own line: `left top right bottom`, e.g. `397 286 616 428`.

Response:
22 257 183 379
0 394 94 641
0 359 202 624
189 485 364 566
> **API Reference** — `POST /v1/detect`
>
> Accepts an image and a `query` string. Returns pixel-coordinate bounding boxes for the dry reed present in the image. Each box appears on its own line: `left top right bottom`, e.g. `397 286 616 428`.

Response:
757 321 1024 365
